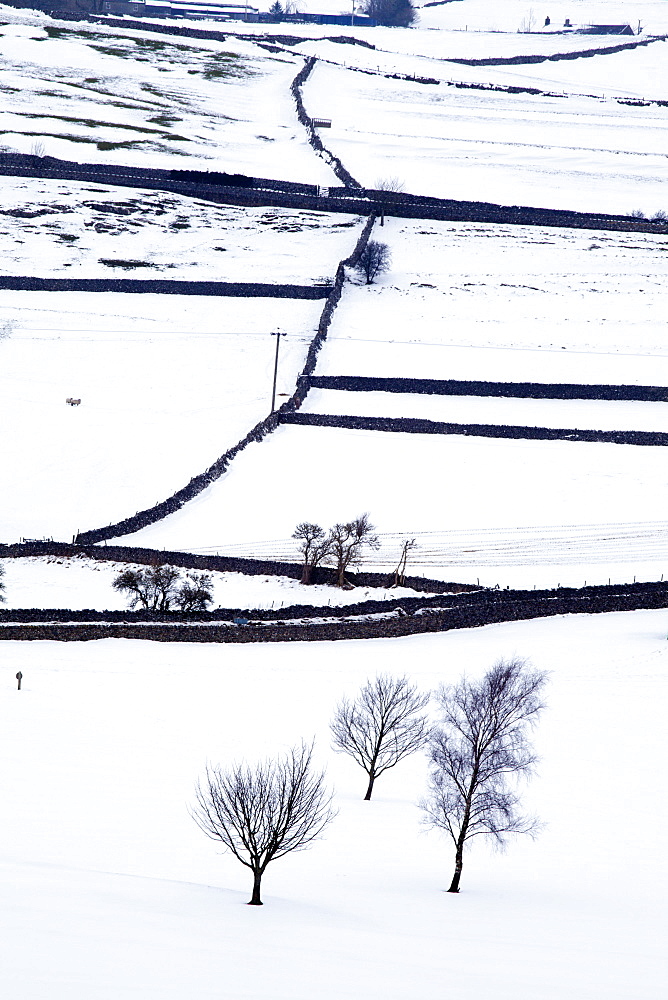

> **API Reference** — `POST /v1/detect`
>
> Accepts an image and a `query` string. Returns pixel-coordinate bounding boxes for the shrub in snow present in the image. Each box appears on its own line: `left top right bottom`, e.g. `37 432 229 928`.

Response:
192 742 335 905
331 674 431 799
364 0 417 27
422 657 547 893
353 241 391 285
112 565 213 612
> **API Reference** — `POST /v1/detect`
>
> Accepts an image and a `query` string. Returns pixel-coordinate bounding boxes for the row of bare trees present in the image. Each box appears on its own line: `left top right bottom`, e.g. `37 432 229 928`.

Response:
192 658 547 903
293 513 380 587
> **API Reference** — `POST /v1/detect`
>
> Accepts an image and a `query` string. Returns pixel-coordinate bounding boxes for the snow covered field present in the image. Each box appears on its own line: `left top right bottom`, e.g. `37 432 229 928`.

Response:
0 176 362 280
0 555 427 610
318 216 668 378
122 422 668 588
0 16 333 182
0 293 323 540
301 386 668 432
1 612 666 998
2 2 668 994
303 61 668 212
298 32 668 99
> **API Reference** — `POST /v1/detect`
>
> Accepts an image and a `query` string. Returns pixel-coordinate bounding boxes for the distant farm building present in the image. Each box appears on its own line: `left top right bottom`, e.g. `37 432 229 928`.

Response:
578 24 635 35
103 0 260 18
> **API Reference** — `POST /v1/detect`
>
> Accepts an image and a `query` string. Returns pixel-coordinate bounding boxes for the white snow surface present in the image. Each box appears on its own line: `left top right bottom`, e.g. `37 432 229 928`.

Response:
301 386 668 432
0 292 323 540
303 60 668 213
122 421 668 587
0 177 362 280
0 555 429 609
0 15 334 182
0 612 666 998
316 217 668 378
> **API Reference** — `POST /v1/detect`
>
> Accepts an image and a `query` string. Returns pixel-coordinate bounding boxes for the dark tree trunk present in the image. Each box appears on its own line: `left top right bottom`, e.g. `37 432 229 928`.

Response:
248 870 263 905
364 772 375 800
300 562 312 585
448 843 464 893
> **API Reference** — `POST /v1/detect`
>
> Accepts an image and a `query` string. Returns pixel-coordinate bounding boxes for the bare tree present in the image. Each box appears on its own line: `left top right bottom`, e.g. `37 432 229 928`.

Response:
354 241 391 285
292 522 332 585
175 571 214 611
422 657 547 893
0 562 5 603
391 538 416 587
331 674 431 799
364 0 417 27
112 564 214 612
374 176 404 226
192 742 336 905
325 513 379 588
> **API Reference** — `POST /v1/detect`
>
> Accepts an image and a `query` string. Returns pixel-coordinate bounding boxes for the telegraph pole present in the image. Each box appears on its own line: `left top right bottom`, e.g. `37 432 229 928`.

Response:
270 332 286 413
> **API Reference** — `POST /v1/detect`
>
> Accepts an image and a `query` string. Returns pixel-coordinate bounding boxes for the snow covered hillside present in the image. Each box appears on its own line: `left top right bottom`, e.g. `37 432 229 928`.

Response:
1 613 665 998
2 2 667 996
0 15 333 180
302 59 668 213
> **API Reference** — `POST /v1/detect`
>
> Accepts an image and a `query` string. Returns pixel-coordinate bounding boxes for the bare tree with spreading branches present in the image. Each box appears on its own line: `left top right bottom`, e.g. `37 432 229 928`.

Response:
374 176 405 226
112 565 213 612
331 674 431 800
327 513 379 588
354 241 391 284
191 742 335 905
422 657 547 893
175 571 215 611
292 522 332 585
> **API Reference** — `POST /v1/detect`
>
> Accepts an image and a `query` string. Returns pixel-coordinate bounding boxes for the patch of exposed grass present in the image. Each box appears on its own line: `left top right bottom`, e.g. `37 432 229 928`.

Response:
15 111 184 138
147 114 182 127
96 140 147 151
90 44 134 59
0 130 97 146
99 258 157 269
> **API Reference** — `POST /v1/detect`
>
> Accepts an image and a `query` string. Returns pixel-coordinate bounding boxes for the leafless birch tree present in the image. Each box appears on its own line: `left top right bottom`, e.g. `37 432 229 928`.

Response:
331 674 431 800
192 742 335 905
422 657 547 893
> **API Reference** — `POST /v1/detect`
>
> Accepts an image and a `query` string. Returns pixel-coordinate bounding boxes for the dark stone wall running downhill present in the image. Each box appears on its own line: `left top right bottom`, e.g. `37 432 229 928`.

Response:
289 57 362 190
308 376 668 402
74 213 377 544
280 411 668 447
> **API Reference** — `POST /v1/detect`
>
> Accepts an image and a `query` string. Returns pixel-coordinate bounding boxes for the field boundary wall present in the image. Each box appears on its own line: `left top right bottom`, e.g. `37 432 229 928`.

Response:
308 376 668 402
289 56 362 189
0 277 331 298
0 539 455 595
0 151 664 235
73 213 376 544
2 580 667 642
280 411 668 447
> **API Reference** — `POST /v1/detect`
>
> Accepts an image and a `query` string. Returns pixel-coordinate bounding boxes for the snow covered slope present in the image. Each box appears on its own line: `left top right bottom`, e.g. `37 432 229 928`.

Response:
0 612 665 998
